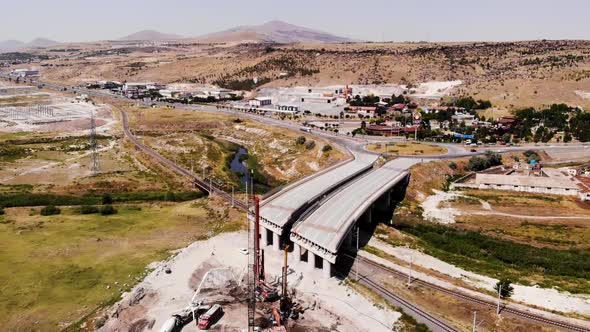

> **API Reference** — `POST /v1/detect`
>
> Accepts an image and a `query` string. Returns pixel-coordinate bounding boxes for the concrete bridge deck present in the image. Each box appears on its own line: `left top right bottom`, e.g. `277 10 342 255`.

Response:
289 158 419 276
259 152 378 246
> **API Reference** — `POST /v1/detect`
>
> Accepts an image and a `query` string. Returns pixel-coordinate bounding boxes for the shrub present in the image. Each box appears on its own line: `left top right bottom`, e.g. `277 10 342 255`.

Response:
80 205 99 214
102 193 113 205
305 141 316 150
100 205 117 215
322 145 333 152
295 136 306 145
448 162 457 170
40 205 61 216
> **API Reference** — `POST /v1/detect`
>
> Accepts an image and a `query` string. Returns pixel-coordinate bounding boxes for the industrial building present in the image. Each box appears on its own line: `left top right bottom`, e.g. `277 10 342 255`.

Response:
10 68 39 78
249 97 272 107
452 165 590 201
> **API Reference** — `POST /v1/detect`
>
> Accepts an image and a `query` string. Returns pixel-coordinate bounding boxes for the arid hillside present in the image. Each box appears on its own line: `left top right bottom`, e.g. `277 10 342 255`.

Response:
29 40 590 109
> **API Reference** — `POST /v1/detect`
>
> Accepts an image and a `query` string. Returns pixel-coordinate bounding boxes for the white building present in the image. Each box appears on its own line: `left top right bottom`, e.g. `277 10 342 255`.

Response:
10 69 39 78
451 112 476 127
249 97 272 107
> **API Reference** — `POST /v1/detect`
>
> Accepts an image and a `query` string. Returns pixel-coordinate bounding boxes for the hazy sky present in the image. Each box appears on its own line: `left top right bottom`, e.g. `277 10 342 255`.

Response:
1 0 588 42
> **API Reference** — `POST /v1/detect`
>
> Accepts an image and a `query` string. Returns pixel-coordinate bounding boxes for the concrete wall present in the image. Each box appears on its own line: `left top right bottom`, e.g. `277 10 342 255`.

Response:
477 183 579 196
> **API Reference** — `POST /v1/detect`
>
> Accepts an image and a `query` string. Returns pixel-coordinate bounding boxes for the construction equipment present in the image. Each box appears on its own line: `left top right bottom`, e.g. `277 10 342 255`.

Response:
279 245 291 314
198 304 223 330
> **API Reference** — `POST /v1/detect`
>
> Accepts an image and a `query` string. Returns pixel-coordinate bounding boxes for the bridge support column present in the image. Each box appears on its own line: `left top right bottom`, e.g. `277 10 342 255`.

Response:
362 206 373 224
322 259 332 278
308 252 316 270
346 230 353 248
272 232 280 251
293 244 301 264
261 227 268 247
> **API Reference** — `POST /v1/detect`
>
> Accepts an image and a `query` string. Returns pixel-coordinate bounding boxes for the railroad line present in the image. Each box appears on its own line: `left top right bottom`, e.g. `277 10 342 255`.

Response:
119 107 248 211
334 263 458 332
346 254 590 332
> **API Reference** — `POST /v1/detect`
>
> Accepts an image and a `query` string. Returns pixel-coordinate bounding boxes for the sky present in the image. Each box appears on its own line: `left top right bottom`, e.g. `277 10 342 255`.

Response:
1 0 588 42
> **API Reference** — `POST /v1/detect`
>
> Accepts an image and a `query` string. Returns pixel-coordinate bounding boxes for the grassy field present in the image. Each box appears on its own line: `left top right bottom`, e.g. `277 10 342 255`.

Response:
0 199 243 331
393 219 590 294
367 143 447 156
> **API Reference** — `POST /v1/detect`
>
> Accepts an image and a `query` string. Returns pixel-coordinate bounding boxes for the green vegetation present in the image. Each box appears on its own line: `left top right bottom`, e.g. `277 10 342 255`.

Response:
0 190 204 208
40 205 61 216
322 145 333 152
495 279 514 299
396 223 590 293
80 205 100 214
451 96 492 110
0 202 243 331
465 152 502 171
100 205 117 215
296 136 306 145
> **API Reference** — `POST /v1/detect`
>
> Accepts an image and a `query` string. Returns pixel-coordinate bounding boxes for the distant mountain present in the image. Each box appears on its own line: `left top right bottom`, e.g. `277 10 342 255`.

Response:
119 30 183 41
0 38 59 52
0 40 25 52
27 38 59 48
196 20 357 44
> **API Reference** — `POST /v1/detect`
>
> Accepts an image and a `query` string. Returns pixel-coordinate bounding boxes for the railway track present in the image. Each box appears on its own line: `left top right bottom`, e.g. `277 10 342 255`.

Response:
344 254 590 332
334 261 458 332
119 108 248 211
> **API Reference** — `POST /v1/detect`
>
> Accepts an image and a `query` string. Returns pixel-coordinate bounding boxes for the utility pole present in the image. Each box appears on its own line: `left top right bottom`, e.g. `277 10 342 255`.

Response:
89 109 100 176
407 254 413 286
497 284 502 316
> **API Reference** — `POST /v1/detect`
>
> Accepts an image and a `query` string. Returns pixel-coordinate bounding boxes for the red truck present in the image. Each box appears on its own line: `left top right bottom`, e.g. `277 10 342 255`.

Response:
197 304 223 330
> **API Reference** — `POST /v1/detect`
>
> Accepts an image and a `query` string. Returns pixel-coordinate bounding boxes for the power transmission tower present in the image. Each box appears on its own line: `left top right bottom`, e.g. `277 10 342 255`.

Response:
90 110 100 175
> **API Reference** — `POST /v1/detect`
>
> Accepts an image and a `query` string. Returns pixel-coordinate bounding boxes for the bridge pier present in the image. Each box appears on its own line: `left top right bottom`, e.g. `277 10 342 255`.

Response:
272 232 280 251
362 206 373 224
261 227 268 247
293 243 301 263
308 252 316 270
322 259 332 278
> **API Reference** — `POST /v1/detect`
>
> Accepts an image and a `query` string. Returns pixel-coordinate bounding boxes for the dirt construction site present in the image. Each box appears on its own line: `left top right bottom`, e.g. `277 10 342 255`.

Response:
96 232 400 332
0 91 115 135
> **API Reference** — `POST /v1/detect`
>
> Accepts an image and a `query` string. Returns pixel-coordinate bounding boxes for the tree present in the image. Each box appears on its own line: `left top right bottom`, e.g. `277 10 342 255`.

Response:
102 193 113 205
494 279 514 299
40 205 61 216
100 205 117 215
80 205 99 214
322 145 333 152
295 136 306 145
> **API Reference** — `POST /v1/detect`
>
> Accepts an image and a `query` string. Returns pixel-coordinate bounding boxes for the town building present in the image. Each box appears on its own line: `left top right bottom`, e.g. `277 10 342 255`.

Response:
249 97 272 107
10 68 39 78
451 112 476 126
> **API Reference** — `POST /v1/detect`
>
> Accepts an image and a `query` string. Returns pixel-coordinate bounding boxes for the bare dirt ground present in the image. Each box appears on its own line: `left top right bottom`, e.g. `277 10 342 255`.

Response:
29 40 590 111
97 231 400 332
367 238 590 317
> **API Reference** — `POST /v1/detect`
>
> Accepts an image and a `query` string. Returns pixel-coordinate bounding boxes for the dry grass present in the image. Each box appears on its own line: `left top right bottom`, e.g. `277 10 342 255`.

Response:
0 199 244 331
367 143 447 156
38 40 590 111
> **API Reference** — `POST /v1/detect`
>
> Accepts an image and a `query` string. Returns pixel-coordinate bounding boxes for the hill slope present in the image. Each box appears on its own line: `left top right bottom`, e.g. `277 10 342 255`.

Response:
119 30 183 41
196 20 356 44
